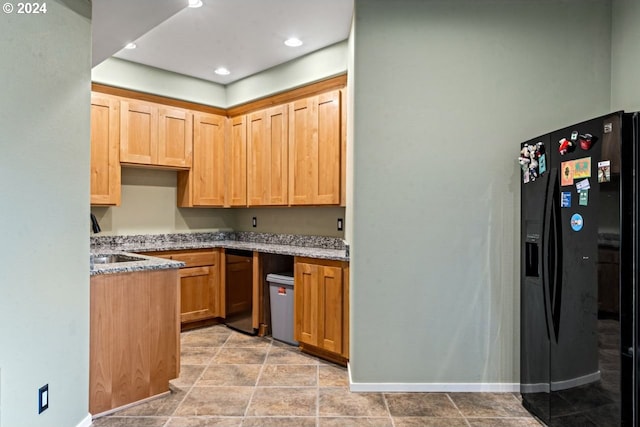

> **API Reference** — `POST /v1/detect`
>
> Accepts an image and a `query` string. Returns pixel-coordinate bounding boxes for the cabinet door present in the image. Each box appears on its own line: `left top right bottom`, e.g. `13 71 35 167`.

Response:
179 265 220 322
315 91 341 205
226 116 247 206
289 91 341 205
294 262 319 346
318 265 344 354
90 93 121 206
191 112 226 206
289 97 314 205
158 107 192 168
247 111 266 205
247 105 288 206
120 100 158 165
294 259 349 359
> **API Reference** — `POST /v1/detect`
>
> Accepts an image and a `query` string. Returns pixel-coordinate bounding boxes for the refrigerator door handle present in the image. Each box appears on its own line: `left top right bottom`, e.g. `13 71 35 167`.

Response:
549 180 563 340
542 168 561 343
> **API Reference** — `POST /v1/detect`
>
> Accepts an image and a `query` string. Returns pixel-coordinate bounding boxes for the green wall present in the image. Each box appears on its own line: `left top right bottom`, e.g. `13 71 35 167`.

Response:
231 207 345 237
345 17 355 246
92 40 349 109
0 1 91 425
350 0 612 388
90 168 345 237
611 0 640 111
226 40 349 107
90 168 237 235
92 57 228 107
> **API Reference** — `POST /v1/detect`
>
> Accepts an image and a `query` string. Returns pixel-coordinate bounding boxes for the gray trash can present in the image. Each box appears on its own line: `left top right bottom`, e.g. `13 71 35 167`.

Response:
267 272 297 345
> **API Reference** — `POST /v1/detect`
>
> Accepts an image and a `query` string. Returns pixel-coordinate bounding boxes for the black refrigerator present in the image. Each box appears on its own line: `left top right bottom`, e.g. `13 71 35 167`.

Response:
519 111 639 426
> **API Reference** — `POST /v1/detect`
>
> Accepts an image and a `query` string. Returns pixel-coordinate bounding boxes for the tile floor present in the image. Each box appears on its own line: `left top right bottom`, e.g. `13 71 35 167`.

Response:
93 325 543 427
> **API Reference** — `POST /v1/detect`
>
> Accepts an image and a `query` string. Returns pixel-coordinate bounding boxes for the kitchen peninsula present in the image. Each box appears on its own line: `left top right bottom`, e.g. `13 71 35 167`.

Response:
89 253 183 416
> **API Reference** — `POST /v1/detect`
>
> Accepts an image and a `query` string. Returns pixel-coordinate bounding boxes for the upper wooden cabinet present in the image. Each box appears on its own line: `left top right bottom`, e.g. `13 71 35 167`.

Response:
90 93 121 206
119 100 156 164
158 107 193 168
289 90 342 205
92 75 346 209
247 105 289 206
227 115 247 206
178 114 247 208
120 99 192 169
177 112 226 207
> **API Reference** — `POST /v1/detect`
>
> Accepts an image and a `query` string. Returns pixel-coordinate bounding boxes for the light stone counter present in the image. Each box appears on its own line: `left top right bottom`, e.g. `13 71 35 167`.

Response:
90 231 349 275
90 251 185 276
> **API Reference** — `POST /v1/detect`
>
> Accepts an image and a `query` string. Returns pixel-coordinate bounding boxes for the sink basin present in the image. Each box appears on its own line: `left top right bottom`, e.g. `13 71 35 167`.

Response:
92 254 146 264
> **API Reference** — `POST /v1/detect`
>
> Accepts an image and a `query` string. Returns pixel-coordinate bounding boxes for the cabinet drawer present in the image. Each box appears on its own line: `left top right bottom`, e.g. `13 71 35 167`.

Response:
141 249 218 268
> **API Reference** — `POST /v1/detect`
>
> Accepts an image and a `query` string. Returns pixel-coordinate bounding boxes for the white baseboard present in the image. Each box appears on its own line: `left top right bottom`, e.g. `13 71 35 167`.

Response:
76 413 92 427
350 382 520 392
347 363 519 393
91 391 170 419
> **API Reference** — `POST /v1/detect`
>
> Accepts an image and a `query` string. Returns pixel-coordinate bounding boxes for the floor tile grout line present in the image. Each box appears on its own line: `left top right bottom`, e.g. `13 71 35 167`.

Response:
223 328 265 424
445 393 472 427
166 328 227 423
381 391 397 427
241 337 272 422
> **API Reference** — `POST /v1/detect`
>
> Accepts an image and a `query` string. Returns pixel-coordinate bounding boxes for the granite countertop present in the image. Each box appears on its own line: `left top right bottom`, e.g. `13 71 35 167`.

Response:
115 240 348 260
90 251 185 276
90 231 349 276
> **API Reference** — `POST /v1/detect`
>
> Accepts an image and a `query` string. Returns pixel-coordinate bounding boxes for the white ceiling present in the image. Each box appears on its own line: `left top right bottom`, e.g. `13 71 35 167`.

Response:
92 0 354 85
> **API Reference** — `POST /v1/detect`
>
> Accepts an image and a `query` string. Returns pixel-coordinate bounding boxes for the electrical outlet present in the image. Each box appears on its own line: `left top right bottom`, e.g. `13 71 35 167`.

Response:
38 384 48 414
252 217 257 228
337 218 343 231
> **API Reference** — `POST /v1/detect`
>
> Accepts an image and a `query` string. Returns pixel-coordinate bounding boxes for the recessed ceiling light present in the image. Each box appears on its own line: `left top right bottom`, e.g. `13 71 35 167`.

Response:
214 67 230 76
124 42 137 50
284 37 303 47
188 0 203 8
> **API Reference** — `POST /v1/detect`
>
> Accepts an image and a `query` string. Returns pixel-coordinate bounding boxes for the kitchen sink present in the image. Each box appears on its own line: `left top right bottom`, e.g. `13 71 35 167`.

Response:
92 254 146 264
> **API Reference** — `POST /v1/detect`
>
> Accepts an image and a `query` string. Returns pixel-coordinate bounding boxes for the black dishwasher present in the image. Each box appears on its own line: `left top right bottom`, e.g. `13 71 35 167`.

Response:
225 249 255 335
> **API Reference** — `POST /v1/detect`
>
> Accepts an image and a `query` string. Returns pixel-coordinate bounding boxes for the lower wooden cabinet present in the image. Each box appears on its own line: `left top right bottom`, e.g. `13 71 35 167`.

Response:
179 264 220 323
294 257 349 364
90 269 180 415
141 249 223 324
